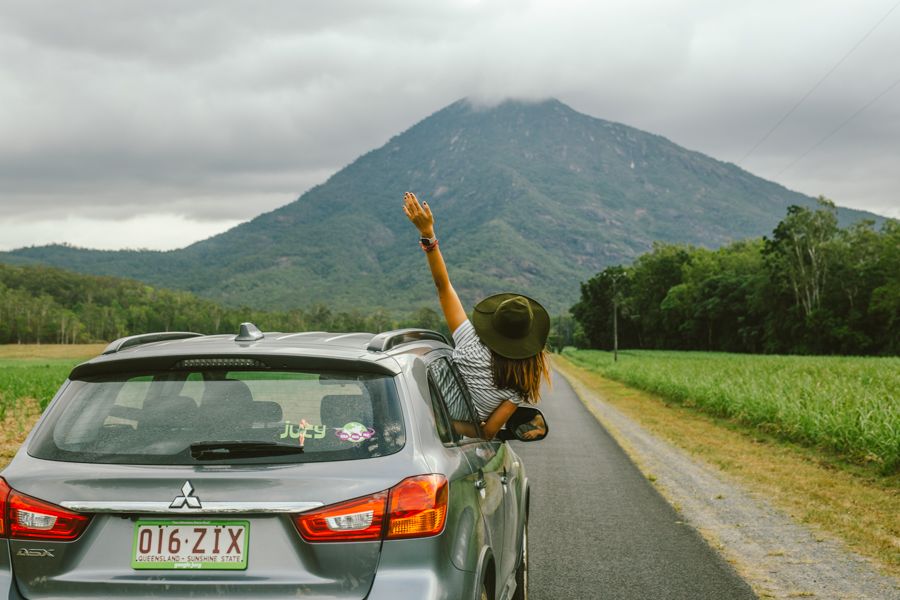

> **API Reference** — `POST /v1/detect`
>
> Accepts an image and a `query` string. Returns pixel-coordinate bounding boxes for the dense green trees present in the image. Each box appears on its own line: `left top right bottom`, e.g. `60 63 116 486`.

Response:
0 264 453 344
572 200 899 355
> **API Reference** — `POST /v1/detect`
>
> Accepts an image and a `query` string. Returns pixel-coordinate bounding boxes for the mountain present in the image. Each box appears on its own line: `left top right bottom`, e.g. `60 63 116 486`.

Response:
1 98 883 315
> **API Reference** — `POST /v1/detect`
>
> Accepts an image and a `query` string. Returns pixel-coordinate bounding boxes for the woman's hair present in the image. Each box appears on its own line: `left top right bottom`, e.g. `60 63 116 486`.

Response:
490 349 551 404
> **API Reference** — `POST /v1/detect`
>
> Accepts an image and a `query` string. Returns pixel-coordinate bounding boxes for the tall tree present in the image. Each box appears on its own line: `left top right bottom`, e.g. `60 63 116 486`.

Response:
570 266 631 350
763 197 839 320
627 243 692 348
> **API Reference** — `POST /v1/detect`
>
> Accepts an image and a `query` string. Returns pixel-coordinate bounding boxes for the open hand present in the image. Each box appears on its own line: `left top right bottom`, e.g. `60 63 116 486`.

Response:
521 428 544 440
403 192 435 237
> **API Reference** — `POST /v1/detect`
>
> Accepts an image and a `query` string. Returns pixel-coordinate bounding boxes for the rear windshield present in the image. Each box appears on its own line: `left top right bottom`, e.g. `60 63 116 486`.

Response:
28 370 404 465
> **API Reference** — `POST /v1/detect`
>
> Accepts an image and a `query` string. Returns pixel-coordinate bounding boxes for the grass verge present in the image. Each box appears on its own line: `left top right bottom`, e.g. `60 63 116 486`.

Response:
562 349 900 474
552 355 900 580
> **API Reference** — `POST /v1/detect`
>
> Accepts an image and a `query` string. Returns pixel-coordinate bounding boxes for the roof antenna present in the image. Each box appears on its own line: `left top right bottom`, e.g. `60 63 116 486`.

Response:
236 322 264 342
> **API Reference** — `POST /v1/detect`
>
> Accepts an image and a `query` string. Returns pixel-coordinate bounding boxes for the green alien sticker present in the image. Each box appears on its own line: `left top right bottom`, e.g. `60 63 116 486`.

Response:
335 422 375 443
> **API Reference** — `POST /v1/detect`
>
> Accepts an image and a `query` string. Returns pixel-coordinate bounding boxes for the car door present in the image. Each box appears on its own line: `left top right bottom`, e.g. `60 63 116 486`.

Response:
426 355 506 576
446 359 522 589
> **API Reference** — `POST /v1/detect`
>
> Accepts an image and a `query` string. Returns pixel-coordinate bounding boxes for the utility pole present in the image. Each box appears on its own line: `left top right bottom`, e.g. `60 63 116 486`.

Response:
609 268 626 363
613 284 618 362
557 312 563 353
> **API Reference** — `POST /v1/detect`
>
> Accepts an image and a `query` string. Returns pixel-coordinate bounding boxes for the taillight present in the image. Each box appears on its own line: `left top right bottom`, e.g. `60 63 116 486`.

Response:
294 491 388 542
0 477 10 537
3 483 90 541
386 474 448 540
294 474 448 543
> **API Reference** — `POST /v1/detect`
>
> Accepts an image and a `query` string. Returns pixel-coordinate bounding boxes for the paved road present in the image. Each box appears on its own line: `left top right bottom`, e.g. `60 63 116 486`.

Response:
513 370 757 600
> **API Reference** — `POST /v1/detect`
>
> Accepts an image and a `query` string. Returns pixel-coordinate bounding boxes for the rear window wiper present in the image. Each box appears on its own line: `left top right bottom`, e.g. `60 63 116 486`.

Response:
189 441 305 460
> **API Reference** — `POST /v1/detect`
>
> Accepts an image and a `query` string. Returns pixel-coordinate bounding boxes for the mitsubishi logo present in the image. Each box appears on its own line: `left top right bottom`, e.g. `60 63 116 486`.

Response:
170 481 202 509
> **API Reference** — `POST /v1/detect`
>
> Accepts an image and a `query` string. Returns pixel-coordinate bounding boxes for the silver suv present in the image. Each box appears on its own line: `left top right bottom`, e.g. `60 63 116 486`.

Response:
0 324 546 599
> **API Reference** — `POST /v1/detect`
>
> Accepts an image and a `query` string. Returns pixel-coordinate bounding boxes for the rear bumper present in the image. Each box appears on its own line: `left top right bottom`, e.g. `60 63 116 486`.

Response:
366 567 474 600
366 570 443 599
1 535 475 600
366 538 477 600
1 540 25 600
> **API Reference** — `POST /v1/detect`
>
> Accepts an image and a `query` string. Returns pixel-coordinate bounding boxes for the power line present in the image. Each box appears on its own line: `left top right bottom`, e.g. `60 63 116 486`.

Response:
777 74 900 176
739 0 900 164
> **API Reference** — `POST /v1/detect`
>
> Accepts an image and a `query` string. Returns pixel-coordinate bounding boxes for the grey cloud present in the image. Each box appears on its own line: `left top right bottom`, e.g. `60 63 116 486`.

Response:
1 166 334 221
0 0 520 66
0 0 898 242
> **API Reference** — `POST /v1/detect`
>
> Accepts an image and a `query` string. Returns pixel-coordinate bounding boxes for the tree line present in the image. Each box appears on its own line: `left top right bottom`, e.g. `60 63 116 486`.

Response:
0 264 450 344
571 199 899 355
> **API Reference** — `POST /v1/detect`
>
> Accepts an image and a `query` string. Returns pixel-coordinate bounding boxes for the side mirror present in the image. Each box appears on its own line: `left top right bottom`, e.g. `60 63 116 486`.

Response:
497 406 548 442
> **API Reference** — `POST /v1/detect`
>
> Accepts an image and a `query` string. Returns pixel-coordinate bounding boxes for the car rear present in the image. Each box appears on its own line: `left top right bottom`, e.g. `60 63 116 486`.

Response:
0 352 452 599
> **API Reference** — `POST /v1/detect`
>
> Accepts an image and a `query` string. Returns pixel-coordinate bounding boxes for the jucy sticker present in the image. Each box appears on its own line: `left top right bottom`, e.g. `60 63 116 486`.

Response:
131 520 249 570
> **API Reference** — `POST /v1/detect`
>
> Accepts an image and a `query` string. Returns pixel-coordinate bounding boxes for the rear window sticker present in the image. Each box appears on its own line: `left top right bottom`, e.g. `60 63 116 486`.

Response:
335 422 375 443
279 420 327 445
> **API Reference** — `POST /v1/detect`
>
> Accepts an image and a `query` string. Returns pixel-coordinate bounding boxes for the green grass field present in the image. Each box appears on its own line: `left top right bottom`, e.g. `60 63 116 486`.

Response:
562 349 900 474
0 358 85 419
0 344 105 420
0 346 105 469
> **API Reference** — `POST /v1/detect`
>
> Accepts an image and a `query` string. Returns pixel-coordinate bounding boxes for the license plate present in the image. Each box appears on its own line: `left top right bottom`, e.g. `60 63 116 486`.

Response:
131 520 249 570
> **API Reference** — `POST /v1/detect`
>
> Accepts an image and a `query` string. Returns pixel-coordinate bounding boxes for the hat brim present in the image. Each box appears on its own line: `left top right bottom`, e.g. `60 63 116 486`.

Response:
472 293 550 359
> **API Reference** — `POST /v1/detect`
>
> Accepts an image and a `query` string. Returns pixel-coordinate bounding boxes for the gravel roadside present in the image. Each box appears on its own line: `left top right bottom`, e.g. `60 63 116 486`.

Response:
559 369 900 600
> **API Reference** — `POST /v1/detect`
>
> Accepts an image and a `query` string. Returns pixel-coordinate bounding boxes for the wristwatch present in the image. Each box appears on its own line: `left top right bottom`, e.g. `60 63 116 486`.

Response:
419 235 437 246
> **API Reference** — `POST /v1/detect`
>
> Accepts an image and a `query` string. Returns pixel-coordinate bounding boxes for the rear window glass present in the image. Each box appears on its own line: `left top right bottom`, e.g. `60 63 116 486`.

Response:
28 370 404 465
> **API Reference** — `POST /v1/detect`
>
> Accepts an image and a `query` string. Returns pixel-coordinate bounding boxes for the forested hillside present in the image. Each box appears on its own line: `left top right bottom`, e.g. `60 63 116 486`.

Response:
1 99 881 314
0 264 446 344
571 200 900 355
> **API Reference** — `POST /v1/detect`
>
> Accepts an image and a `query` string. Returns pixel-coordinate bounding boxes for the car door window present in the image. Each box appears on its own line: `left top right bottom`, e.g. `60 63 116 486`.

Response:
428 357 481 443
428 378 454 444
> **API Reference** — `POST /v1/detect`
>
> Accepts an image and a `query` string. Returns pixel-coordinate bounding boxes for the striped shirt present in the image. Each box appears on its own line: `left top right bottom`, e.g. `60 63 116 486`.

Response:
451 320 523 420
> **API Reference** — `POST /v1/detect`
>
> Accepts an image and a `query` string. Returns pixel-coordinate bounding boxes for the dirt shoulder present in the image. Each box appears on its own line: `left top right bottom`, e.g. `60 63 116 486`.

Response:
553 357 900 600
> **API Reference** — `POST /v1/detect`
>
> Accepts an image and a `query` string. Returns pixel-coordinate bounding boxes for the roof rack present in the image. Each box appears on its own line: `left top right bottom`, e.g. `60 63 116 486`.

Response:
102 332 205 355
367 328 451 353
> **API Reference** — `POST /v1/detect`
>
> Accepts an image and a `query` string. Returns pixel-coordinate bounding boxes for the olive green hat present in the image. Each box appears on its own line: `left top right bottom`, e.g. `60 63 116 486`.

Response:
472 293 550 359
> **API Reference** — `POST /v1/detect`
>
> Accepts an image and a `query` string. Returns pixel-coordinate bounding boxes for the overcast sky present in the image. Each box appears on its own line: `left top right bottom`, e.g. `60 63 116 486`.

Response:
1 0 898 251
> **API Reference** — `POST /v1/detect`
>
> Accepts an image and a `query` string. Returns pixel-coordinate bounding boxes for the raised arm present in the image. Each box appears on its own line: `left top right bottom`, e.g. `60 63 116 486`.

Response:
403 192 467 334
